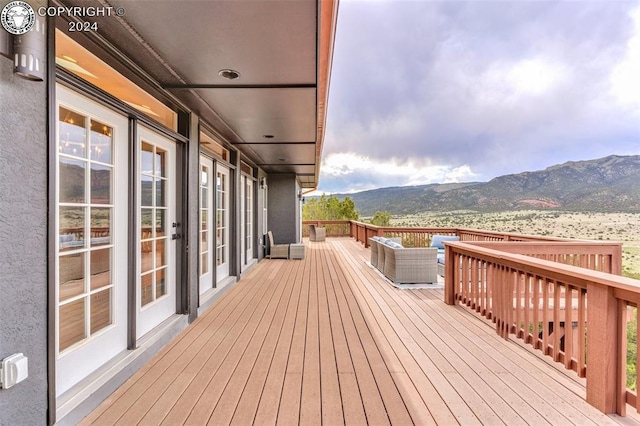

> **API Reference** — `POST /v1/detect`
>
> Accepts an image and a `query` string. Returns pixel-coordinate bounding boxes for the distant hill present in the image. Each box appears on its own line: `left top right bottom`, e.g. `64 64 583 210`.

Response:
326 155 640 217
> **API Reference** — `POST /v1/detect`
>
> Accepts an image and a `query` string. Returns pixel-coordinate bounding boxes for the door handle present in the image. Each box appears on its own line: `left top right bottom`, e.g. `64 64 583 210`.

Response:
171 234 182 240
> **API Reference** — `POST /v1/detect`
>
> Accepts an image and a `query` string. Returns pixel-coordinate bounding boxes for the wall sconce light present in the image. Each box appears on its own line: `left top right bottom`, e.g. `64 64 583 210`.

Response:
259 177 267 189
297 189 303 200
13 1 46 81
0 30 12 59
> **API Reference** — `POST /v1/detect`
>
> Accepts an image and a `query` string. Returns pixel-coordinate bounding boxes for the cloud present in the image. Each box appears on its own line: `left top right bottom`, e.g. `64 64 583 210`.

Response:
321 1 640 193
316 152 478 194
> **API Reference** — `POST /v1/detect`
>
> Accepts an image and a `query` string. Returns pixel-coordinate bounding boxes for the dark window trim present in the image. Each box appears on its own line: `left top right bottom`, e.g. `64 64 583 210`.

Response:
46 14 57 426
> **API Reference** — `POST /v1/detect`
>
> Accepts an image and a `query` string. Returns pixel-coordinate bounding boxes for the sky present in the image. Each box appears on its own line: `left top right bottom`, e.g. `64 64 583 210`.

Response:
316 0 640 194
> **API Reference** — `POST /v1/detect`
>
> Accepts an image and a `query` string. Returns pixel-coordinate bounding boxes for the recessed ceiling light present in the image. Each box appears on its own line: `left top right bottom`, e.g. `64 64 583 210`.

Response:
263 134 274 139
218 69 240 80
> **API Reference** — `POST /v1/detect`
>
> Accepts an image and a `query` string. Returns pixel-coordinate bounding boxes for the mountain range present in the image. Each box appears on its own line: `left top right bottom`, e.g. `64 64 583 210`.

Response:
328 155 640 217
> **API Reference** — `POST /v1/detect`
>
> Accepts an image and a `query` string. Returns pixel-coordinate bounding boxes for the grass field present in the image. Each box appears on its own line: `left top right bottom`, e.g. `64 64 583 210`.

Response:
390 210 640 278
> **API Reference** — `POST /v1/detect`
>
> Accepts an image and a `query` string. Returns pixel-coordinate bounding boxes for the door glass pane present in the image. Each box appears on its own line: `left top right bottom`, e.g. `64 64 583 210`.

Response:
90 120 113 163
141 273 153 306
141 142 154 174
156 238 167 268
156 179 166 207
59 158 86 203
156 268 166 298
90 163 111 204
90 289 112 334
201 186 207 207
59 107 86 158
59 298 86 351
141 208 153 239
201 253 208 275
59 207 85 252
59 253 85 301
141 175 153 206
58 105 117 354
201 166 208 185
141 243 153 273
90 248 111 290
90 208 111 246
202 230 207 245
140 139 172 308
156 148 166 177
156 209 166 238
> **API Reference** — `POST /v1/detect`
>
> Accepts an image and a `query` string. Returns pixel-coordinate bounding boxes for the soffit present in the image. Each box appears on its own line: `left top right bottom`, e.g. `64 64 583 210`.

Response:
57 0 328 188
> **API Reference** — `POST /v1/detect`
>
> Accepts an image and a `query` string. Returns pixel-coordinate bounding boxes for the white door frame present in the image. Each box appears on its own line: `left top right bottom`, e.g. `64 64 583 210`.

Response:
216 164 230 280
199 155 214 296
55 85 128 396
136 125 177 338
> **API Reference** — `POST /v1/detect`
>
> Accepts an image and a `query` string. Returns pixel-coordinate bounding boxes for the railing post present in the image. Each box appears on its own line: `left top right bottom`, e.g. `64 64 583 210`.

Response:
612 244 623 275
444 245 456 305
586 282 620 414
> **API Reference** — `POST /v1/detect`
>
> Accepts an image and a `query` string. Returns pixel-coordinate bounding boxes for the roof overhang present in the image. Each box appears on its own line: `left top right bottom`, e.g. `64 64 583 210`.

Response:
57 0 339 189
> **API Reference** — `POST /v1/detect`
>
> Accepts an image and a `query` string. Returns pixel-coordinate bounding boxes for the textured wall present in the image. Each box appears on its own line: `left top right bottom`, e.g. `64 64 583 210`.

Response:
267 175 298 244
0 57 48 423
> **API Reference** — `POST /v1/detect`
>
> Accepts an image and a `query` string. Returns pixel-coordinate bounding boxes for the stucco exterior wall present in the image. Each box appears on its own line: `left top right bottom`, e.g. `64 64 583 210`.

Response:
0 57 48 423
267 174 299 244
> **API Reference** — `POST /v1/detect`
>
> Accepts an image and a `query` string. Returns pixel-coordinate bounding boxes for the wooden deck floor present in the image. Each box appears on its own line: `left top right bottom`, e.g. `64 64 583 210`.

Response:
81 238 636 425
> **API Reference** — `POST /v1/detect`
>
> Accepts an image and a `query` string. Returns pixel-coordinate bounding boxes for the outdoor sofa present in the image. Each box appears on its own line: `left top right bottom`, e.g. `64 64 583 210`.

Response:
369 236 438 284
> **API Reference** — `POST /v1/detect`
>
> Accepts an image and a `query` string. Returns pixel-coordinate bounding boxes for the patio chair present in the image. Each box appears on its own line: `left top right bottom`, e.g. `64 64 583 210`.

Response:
309 224 326 242
267 231 289 259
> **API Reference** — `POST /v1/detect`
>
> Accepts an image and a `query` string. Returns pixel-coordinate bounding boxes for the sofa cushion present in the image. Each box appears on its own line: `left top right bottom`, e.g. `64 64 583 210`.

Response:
387 241 403 248
430 235 460 249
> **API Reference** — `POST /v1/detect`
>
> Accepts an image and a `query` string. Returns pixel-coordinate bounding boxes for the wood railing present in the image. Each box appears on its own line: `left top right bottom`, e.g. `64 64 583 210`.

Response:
302 220 352 238
343 220 568 248
443 241 638 415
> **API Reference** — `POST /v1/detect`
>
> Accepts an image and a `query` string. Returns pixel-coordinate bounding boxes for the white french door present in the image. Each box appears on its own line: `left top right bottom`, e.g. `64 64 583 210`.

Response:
136 126 177 338
216 165 230 280
55 85 128 396
199 155 214 295
244 177 254 265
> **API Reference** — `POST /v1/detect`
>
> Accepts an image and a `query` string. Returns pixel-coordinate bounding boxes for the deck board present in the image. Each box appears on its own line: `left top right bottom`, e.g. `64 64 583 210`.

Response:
81 238 638 426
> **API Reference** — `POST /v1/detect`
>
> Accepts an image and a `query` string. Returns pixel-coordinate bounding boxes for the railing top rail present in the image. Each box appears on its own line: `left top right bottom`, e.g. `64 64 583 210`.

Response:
456 227 573 241
447 241 640 296
466 241 623 249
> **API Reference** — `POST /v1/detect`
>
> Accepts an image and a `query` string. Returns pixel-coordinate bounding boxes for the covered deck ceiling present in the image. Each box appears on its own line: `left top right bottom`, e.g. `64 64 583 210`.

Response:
58 0 338 188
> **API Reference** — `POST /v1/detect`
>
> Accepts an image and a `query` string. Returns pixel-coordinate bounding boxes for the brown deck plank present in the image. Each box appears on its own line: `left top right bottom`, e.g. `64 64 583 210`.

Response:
81 260 280 426
321 244 368 425
326 246 394 425
203 260 300 424
316 245 345 425
157 260 301 426
228 259 303 425
122 260 292 425
336 241 460 424
414 288 612 425
327 246 414 425
275 245 312 425
181 259 295 425
249 259 306 425
299 244 322 425
82 238 638 426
